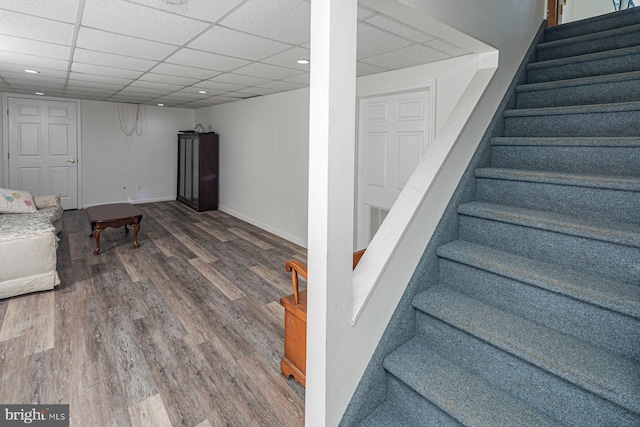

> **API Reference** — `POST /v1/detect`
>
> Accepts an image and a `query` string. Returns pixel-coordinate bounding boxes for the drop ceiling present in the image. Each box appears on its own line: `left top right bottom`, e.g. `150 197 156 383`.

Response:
0 0 471 109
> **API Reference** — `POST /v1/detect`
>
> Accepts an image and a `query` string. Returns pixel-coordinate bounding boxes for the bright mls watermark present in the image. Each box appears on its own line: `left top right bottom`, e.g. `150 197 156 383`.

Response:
0 405 68 426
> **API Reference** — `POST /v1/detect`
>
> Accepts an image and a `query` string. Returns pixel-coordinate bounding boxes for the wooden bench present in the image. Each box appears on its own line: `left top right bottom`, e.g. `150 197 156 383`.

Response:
280 249 366 387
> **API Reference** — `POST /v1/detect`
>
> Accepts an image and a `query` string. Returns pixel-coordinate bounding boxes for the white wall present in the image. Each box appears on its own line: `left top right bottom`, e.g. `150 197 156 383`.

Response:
81 100 194 207
563 0 615 23
194 55 479 248
194 89 310 247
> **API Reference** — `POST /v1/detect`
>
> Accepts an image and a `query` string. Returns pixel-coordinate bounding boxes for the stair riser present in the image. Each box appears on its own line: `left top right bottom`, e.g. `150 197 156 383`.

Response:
414 314 640 427
491 145 640 175
545 10 640 41
372 375 461 427
537 32 640 61
438 258 640 360
504 109 640 137
516 79 640 108
458 215 640 284
527 52 640 83
476 177 640 224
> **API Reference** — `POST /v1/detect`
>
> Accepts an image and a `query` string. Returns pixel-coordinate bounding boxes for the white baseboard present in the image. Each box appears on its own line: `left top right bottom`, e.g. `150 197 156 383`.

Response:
218 205 308 248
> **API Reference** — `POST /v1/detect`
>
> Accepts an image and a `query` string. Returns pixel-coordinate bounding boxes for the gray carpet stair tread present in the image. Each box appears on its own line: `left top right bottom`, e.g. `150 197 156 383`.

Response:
490 136 640 147
413 286 640 413
516 70 640 92
475 167 640 191
504 100 640 117
545 8 640 41
357 401 436 427
527 44 640 70
383 337 562 427
457 201 640 247
437 239 640 319
537 23 640 51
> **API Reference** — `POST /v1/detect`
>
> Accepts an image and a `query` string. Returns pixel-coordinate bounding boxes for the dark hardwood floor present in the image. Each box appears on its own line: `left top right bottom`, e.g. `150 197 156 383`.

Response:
0 201 306 426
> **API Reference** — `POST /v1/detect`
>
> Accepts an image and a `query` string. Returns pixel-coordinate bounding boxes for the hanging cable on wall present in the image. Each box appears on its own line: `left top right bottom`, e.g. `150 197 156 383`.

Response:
117 103 144 136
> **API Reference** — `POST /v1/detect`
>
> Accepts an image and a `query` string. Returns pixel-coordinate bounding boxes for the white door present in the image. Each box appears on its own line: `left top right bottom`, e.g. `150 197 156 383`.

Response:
356 90 432 249
8 97 78 209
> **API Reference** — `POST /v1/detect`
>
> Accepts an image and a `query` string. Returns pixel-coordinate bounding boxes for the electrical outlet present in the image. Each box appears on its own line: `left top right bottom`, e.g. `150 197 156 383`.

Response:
137 183 141 189
288 210 293 219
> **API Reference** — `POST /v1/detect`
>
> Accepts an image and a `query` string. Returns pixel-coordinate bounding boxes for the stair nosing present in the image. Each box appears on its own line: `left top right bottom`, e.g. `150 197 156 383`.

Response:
545 7 640 37
437 239 640 319
490 136 640 147
538 22 640 51
412 286 640 413
527 44 640 70
504 100 640 117
457 201 640 248
383 337 563 427
475 167 640 191
516 70 640 92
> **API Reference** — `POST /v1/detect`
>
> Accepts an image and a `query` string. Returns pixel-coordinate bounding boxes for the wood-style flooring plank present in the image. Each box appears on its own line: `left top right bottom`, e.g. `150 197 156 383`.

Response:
128 393 172 427
188 258 245 301
0 202 305 426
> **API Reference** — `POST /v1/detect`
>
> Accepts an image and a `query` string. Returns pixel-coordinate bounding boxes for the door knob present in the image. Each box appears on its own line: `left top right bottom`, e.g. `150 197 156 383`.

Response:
66 159 77 163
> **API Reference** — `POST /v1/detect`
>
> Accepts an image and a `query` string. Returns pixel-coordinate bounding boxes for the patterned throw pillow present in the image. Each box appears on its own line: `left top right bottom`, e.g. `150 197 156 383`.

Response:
0 188 37 214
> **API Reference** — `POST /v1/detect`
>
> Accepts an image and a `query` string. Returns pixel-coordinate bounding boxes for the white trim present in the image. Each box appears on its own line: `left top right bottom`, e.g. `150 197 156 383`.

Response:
82 196 176 209
2 93 83 209
219 205 308 248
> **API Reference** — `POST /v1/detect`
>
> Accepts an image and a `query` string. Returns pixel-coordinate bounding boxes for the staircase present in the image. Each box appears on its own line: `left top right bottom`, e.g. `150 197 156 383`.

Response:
350 9 640 427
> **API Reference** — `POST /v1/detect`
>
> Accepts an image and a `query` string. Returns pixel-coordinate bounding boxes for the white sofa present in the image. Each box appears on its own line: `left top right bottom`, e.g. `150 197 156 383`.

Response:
0 196 63 299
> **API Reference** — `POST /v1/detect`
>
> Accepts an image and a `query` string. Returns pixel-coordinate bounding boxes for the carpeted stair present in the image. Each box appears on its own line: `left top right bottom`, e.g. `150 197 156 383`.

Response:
352 8 640 427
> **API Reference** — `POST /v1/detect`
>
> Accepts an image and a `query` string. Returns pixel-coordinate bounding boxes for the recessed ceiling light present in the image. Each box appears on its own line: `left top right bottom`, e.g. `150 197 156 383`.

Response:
198 90 207 94
35 92 45 96
25 69 40 74
296 59 310 64
157 103 164 107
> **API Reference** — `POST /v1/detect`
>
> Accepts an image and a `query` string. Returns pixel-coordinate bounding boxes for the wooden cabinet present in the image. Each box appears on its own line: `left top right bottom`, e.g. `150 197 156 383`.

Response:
177 132 219 212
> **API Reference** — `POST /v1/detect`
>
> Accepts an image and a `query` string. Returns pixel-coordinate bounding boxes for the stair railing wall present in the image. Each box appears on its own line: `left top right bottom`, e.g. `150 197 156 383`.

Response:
340 22 547 426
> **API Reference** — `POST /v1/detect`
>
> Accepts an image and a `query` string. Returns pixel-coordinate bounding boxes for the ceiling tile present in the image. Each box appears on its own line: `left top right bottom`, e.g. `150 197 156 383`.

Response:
256 80 305 91
357 6 376 21
0 35 69 60
187 87 227 96
165 48 250 72
213 73 271 86
151 63 221 80
139 73 200 86
128 80 184 91
207 95 243 103
365 15 435 43
234 87 278 96
0 10 74 45
282 73 309 85
0 0 80 23
188 26 291 60
116 87 173 96
220 0 310 44
3 74 65 86
81 0 208 45
71 62 144 79
76 27 177 61
0 51 68 70
260 47 310 71
233 62 303 80
129 0 245 23
0 65 67 79
357 23 412 60
192 80 246 91
361 44 451 69
356 61 388 77
424 38 472 57
73 49 156 72
68 72 131 86
66 81 124 91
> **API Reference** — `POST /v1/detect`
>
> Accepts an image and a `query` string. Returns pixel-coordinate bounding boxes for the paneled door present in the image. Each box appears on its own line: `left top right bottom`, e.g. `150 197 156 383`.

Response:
356 90 432 249
8 97 78 209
